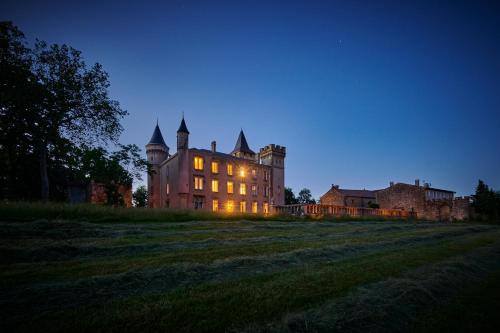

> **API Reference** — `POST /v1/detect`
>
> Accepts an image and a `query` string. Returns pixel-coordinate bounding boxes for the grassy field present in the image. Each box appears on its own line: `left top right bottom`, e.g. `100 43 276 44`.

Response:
1 205 500 332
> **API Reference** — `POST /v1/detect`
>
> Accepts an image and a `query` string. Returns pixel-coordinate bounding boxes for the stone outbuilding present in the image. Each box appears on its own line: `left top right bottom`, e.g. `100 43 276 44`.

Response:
320 185 377 208
376 180 469 221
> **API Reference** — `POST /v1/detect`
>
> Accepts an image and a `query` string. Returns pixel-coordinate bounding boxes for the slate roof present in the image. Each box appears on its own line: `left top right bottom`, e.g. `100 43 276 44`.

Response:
231 130 255 155
148 124 167 146
177 117 189 133
336 188 376 198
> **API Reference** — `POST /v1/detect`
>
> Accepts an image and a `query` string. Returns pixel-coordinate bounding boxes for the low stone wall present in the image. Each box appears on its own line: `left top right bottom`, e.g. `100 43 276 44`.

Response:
274 204 416 219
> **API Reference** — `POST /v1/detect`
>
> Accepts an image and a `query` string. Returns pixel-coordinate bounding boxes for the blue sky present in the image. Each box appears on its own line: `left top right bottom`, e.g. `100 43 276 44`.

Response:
2 0 499 198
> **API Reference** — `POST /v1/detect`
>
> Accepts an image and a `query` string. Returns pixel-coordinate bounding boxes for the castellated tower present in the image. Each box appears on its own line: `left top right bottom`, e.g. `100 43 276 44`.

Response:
259 144 286 206
176 116 190 208
146 123 169 208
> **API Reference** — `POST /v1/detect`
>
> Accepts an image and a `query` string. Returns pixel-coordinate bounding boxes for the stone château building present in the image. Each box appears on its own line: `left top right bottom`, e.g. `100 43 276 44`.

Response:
146 117 286 212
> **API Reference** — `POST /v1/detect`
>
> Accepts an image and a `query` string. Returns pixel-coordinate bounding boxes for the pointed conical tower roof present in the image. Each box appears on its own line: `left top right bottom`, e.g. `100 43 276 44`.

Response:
148 123 167 147
177 116 189 134
231 129 255 155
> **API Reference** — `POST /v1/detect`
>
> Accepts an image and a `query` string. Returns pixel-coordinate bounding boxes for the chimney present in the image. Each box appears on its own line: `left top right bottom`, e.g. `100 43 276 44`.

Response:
415 179 420 187
390 181 394 187
211 141 216 152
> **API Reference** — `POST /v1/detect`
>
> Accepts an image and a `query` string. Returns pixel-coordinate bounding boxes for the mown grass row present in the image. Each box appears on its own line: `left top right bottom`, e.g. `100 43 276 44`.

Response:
14 232 500 332
0 224 483 285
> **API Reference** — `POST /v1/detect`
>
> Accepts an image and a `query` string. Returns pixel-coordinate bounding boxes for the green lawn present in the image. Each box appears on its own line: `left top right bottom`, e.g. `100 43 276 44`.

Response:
1 212 499 332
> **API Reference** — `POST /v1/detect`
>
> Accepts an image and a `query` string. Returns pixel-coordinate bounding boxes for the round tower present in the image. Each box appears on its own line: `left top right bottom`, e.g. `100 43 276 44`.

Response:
146 123 169 208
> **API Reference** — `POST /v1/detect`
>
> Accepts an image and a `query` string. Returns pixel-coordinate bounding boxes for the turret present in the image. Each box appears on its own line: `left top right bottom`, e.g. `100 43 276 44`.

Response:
259 144 286 206
177 116 189 151
176 116 190 208
231 129 256 160
146 122 169 208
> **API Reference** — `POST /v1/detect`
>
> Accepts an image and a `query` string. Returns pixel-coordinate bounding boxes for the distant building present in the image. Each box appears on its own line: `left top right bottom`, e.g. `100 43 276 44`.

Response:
376 180 470 221
146 117 286 212
320 185 376 208
67 180 132 207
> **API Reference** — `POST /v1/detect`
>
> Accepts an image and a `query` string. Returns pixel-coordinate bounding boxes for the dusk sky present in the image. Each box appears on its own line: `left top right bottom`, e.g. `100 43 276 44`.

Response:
2 0 499 198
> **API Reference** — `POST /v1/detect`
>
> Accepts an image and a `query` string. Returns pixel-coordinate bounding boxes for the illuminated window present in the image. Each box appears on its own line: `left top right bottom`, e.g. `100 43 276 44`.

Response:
166 183 170 195
240 201 246 213
227 163 233 176
252 184 257 196
212 199 219 212
227 181 234 194
240 183 246 195
211 161 219 174
252 169 256 178
194 156 204 170
212 179 219 193
263 202 269 214
226 200 234 212
252 201 258 213
240 168 246 177
194 176 203 190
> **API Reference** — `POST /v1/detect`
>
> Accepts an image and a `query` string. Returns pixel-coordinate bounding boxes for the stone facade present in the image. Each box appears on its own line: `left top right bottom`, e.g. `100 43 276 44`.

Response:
375 181 468 221
146 117 285 213
319 185 376 208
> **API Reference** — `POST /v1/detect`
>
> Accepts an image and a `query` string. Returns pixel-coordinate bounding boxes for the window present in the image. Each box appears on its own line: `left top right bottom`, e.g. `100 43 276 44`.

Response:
212 199 219 212
252 201 258 213
263 202 269 214
211 161 219 174
264 186 269 197
194 176 203 190
226 200 234 212
264 170 269 181
166 183 170 195
239 168 246 177
194 196 203 209
212 179 219 193
227 181 234 194
240 183 246 195
252 184 257 196
252 169 257 178
227 163 233 176
194 156 204 170
240 201 246 213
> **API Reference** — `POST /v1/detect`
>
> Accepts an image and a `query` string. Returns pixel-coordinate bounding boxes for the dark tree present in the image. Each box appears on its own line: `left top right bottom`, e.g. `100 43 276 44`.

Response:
473 180 499 220
285 187 298 205
68 144 149 206
133 185 148 207
0 22 127 201
297 188 316 204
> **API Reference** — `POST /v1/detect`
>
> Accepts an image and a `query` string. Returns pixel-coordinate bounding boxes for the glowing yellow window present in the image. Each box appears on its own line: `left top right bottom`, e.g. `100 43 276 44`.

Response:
239 168 246 177
212 179 219 193
227 163 233 176
240 201 246 213
240 183 246 195
194 176 203 190
211 161 219 174
226 200 234 212
252 201 258 213
212 199 219 212
194 156 204 170
263 202 269 214
227 181 234 194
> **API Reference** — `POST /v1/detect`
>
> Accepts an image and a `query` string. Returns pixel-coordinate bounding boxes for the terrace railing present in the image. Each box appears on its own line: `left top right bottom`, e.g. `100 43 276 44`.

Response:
273 204 417 219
